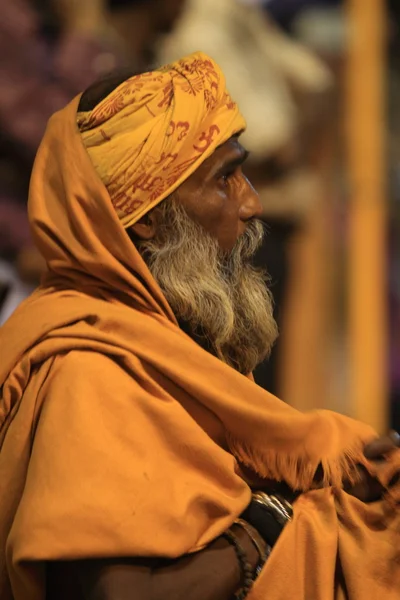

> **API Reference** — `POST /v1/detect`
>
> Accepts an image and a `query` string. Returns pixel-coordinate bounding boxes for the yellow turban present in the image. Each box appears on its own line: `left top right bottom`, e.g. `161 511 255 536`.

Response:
77 52 246 229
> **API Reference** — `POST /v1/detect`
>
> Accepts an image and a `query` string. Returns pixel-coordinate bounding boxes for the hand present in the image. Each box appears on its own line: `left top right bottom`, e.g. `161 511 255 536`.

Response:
345 432 400 502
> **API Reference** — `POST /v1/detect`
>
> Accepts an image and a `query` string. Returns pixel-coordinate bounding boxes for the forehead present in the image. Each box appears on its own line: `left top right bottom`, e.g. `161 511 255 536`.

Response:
191 136 247 179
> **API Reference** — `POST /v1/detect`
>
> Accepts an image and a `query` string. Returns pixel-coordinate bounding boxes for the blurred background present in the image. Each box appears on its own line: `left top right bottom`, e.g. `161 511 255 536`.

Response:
0 0 398 433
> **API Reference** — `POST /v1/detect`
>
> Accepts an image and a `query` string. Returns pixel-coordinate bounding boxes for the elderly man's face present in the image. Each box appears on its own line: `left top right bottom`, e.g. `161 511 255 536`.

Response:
129 139 277 374
131 137 262 251
173 137 262 251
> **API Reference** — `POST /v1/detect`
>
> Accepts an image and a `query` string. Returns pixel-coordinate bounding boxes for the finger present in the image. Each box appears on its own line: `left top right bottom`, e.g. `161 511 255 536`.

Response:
345 467 385 503
388 471 400 487
389 431 400 447
364 436 399 460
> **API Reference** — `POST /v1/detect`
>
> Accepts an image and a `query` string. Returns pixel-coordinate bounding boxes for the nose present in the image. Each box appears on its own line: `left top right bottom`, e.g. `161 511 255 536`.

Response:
238 175 263 221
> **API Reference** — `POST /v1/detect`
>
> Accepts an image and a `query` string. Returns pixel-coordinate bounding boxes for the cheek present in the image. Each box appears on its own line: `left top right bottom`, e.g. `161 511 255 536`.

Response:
176 182 241 250
207 186 239 223
211 186 243 250
182 185 227 227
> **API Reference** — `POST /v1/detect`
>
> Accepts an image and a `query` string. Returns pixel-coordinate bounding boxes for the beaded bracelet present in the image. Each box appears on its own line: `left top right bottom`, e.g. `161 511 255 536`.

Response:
234 518 270 576
222 528 255 600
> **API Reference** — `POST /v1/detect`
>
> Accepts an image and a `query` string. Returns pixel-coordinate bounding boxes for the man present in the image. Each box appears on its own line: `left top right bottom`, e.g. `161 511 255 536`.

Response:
0 54 399 600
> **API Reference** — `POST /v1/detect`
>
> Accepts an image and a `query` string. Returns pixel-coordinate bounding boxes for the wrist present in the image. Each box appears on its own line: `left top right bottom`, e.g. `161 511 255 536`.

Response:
221 522 269 600
231 524 263 573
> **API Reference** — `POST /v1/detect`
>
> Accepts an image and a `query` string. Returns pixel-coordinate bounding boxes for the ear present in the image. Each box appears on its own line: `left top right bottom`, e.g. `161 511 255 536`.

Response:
129 211 157 240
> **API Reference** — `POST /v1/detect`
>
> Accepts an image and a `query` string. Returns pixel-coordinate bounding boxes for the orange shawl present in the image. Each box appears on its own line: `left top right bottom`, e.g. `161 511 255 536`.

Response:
0 61 399 600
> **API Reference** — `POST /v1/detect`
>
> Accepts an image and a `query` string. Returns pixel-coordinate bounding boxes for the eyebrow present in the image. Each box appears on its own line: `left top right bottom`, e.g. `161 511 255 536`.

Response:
214 148 250 177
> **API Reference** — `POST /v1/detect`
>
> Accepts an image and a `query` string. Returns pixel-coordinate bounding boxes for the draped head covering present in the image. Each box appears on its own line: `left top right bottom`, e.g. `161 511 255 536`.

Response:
0 53 399 600
77 52 246 228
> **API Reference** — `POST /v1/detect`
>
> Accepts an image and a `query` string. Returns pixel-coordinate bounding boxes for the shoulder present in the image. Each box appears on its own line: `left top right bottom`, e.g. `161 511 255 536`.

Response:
51 349 122 376
41 349 142 414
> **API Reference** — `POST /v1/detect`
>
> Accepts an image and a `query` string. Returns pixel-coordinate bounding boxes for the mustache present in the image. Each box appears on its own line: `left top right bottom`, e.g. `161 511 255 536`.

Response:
238 218 265 253
222 219 265 272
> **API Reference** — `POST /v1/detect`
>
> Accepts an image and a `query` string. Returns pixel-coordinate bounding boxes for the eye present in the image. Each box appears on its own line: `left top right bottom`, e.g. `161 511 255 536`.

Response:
219 170 235 185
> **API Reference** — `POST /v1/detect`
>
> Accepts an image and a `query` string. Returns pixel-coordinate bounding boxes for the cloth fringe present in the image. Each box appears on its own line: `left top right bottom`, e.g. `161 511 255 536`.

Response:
227 433 369 492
